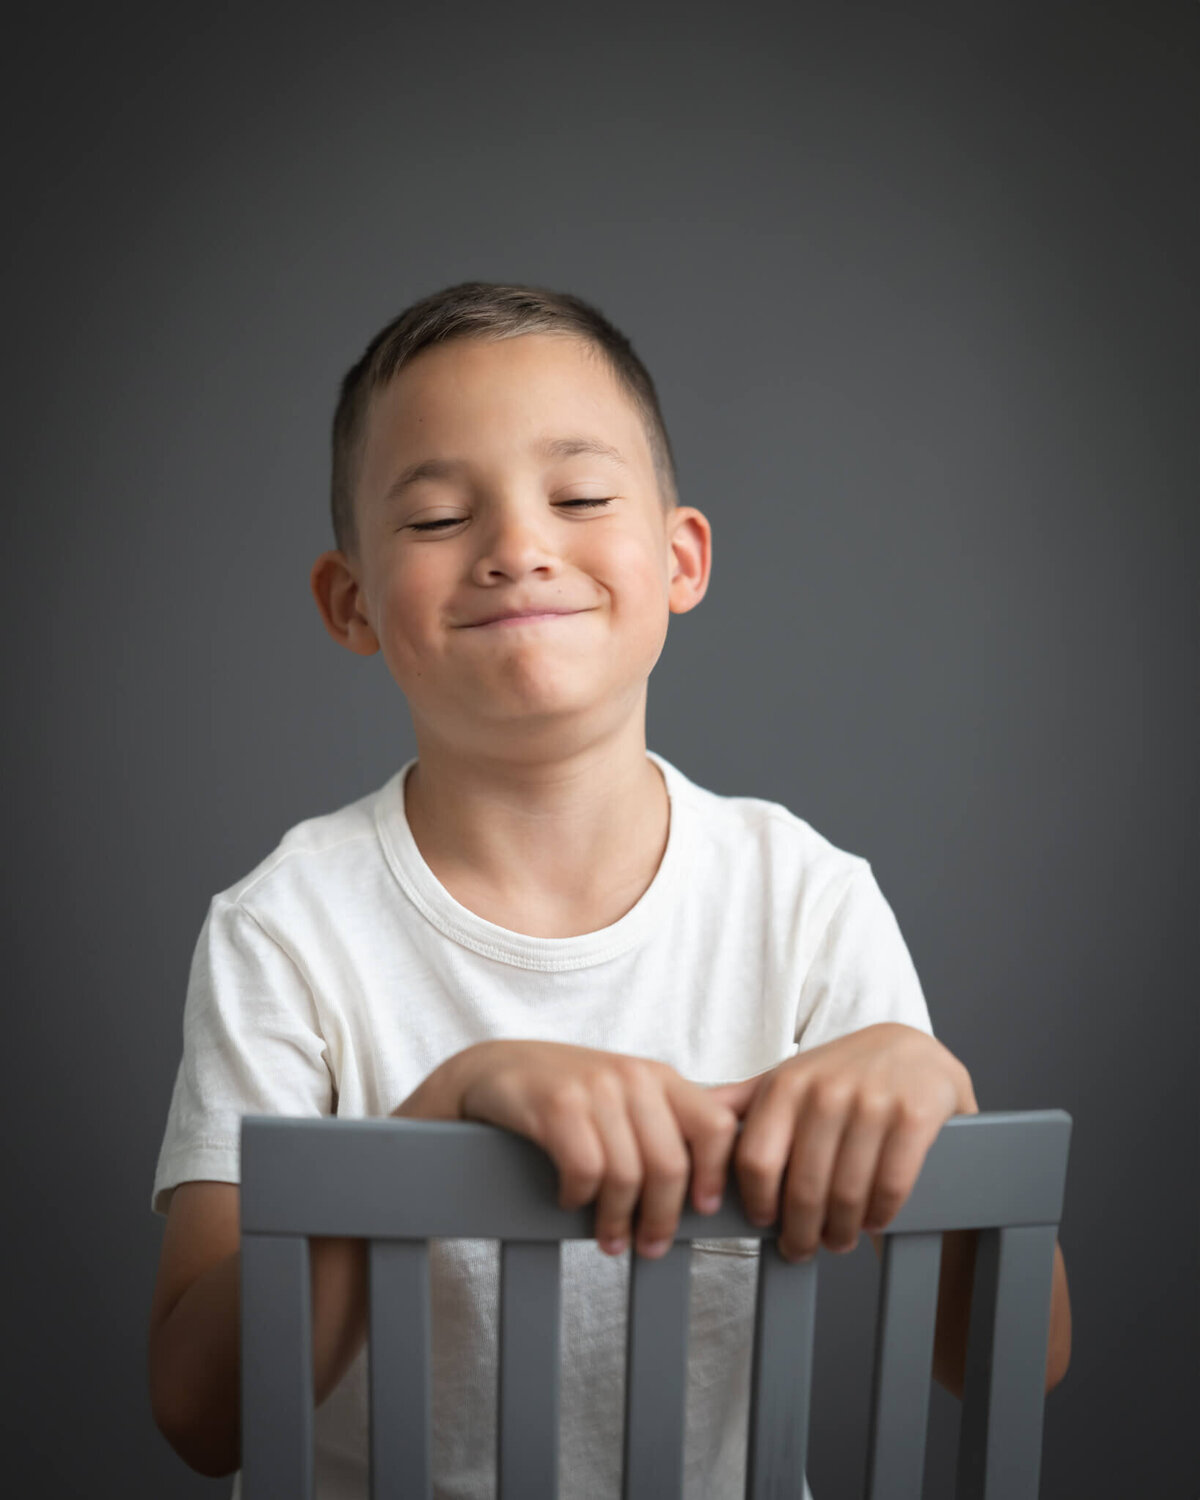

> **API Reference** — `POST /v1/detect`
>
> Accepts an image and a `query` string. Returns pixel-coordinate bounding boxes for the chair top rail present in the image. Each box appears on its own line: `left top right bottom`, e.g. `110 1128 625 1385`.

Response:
240 1110 1071 1240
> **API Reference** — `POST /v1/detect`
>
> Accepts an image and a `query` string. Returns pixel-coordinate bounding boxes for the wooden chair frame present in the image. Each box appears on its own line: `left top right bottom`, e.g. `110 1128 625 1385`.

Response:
239 1109 1070 1499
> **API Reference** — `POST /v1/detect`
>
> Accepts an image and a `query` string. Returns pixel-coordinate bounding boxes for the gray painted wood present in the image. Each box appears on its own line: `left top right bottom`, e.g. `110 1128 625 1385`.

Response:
957 1224 1060 1500
239 1111 1072 1240
498 1241 561 1499
623 1241 692 1499
864 1231 943 1500
237 1110 1071 1499
367 1239 431 1500
745 1244 817 1500
241 1231 313 1500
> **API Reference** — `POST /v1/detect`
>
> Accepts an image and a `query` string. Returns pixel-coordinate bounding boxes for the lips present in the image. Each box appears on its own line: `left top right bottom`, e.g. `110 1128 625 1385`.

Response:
467 608 582 627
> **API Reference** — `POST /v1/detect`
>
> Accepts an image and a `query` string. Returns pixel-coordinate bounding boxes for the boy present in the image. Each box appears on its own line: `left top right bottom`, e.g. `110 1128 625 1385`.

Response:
148 281 1070 1499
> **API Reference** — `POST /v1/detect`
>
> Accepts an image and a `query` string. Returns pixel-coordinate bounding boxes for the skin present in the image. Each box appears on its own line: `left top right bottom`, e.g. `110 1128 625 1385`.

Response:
312 331 704 934
311 330 1070 1395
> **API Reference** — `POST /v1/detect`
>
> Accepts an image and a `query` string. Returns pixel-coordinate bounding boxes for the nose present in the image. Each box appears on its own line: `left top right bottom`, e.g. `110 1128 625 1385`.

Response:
469 506 562 585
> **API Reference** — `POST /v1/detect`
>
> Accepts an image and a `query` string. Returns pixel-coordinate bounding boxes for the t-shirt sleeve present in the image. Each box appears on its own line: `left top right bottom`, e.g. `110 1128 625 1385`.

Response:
150 894 335 1217
793 863 934 1050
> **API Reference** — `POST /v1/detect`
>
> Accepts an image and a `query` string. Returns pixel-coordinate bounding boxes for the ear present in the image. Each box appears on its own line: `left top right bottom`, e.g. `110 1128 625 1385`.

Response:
310 550 381 656
665 506 712 616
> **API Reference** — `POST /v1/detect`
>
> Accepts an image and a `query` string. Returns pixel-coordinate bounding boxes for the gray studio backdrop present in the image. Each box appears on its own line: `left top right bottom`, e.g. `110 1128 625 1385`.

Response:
5 2 1195 1496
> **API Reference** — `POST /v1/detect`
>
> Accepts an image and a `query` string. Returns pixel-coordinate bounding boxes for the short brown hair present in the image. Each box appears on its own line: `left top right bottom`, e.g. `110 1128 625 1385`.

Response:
330 280 679 553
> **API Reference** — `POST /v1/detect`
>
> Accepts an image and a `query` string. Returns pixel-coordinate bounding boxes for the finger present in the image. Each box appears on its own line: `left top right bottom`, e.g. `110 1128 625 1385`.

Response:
670 1080 741 1213
861 1102 947 1232
703 1070 770 1119
776 1091 849 1260
625 1082 692 1257
732 1073 806 1229
535 1081 608 1214
819 1099 893 1253
587 1072 645 1254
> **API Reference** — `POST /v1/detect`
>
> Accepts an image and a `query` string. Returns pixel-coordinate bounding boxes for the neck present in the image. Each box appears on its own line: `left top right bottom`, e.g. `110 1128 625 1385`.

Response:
403 720 669 923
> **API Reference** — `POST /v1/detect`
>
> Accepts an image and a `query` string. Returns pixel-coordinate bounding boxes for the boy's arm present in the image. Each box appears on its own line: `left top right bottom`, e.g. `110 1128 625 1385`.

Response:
149 1053 483 1479
148 1181 369 1477
869 1227 1071 1397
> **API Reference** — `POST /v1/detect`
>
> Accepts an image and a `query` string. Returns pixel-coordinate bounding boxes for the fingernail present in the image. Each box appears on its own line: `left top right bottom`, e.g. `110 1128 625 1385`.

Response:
640 1238 672 1258
600 1236 627 1255
748 1209 774 1227
696 1192 721 1214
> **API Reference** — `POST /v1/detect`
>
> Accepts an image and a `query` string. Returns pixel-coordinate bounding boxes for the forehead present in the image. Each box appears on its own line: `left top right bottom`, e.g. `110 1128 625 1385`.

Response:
356 332 653 499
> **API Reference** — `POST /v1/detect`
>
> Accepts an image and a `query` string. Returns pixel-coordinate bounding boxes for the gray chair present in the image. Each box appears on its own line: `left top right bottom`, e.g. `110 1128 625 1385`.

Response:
239 1109 1070 1500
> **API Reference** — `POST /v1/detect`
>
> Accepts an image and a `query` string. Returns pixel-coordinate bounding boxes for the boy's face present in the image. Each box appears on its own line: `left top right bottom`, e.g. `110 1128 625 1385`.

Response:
317 332 710 752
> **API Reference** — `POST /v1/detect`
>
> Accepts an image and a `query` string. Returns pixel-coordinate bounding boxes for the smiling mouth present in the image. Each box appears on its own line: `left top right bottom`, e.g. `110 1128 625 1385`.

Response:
472 611 582 628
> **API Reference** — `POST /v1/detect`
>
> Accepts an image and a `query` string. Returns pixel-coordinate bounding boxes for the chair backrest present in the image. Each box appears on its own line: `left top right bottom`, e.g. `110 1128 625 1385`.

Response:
239 1109 1070 1500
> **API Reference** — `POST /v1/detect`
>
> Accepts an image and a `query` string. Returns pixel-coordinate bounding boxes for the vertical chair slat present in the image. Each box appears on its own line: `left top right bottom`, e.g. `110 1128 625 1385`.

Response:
498 1241 562 1499
367 1240 432 1500
863 1232 942 1500
957 1224 1059 1500
745 1245 817 1500
241 1231 314 1500
622 1242 692 1500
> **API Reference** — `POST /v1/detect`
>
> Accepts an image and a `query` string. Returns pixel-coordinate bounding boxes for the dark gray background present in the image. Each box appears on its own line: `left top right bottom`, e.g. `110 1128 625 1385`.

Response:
4 1 1195 1495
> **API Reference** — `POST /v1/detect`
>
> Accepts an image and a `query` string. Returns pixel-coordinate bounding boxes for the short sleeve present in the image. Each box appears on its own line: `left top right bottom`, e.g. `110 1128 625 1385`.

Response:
150 895 335 1216
794 864 934 1050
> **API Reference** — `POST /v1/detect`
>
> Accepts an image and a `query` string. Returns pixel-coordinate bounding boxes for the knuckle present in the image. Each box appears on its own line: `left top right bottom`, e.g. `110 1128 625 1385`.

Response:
566 1134 605 1172
551 1135 604 1192
811 1079 853 1116
870 1184 905 1219
827 1186 863 1215
875 1166 912 1201
644 1144 690 1183
735 1148 777 1189
783 1174 824 1212
559 1143 604 1188
707 1104 741 1141
897 1099 939 1132
614 1055 656 1088
545 1078 590 1119
856 1089 893 1122
605 1164 643 1197
559 1171 601 1210
589 1067 626 1108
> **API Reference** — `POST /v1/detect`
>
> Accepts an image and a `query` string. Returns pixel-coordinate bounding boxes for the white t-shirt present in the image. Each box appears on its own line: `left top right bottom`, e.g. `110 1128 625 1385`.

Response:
151 750 933 1500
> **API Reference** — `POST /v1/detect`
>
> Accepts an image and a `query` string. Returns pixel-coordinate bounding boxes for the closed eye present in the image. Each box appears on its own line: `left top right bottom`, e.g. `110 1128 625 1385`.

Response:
408 498 613 533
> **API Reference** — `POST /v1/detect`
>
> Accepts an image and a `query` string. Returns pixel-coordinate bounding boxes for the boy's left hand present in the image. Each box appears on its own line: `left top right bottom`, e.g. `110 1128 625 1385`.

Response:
704 1023 978 1262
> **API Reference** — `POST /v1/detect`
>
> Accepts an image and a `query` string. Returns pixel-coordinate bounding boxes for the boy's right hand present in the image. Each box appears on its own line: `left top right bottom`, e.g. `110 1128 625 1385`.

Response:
393 1041 740 1259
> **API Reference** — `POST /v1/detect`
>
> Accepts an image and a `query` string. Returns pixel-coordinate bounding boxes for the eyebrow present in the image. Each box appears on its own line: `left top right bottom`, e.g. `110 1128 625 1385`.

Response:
383 435 630 503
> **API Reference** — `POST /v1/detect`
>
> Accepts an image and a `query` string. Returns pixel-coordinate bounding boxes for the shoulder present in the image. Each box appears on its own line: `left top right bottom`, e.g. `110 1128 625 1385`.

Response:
656 752 869 901
210 773 401 928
